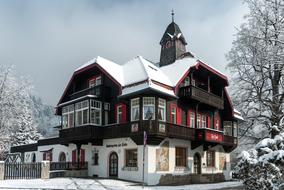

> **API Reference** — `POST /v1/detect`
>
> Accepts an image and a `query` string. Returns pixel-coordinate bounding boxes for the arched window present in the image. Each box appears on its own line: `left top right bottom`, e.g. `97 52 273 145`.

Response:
31 153 36 163
59 152 66 162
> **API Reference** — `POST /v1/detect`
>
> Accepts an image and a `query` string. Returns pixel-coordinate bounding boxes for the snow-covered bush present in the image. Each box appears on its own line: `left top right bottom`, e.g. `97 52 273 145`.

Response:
234 125 284 190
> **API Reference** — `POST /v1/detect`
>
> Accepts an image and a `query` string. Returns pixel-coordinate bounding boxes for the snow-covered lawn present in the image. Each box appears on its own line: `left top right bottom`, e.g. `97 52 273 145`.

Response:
0 178 243 190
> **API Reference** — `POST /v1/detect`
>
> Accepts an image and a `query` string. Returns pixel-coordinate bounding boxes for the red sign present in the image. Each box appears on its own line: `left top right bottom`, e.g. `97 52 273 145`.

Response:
205 131 223 142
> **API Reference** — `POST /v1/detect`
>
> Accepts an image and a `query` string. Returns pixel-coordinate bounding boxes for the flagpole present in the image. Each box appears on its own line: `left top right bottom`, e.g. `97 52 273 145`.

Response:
142 130 145 188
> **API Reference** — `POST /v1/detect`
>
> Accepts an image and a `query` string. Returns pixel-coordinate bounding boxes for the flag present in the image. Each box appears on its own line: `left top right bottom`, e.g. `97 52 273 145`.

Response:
143 131 147 147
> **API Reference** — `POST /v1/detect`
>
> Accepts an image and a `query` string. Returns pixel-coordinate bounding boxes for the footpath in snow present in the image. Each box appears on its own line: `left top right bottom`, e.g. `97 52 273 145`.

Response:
0 178 243 190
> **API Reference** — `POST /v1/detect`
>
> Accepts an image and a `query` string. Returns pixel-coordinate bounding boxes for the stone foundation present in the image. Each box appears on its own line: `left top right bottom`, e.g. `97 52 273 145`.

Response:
159 173 225 185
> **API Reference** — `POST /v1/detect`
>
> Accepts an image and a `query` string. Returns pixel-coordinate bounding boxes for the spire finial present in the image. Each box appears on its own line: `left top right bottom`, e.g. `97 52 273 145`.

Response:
171 9 174 22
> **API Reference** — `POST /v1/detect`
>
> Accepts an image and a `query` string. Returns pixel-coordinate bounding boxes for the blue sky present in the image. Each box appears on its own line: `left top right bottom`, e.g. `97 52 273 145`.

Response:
0 0 247 105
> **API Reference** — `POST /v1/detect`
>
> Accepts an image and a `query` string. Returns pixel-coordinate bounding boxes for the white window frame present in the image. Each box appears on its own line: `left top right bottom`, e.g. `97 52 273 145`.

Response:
117 105 123 123
143 97 155 120
171 106 177 124
197 114 201 128
90 100 102 126
131 98 140 121
190 112 195 128
201 115 207 128
158 98 166 121
75 100 89 126
89 76 102 88
62 105 74 128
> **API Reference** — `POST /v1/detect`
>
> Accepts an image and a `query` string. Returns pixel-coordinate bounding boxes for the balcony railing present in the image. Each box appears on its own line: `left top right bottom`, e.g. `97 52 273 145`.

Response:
179 85 224 109
69 85 111 100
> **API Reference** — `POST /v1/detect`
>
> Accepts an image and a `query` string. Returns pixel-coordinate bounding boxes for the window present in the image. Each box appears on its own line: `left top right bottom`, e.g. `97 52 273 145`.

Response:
233 122 238 137
104 102 110 125
184 76 190 86
117 105 123 123
89 75 102 88
158 98 166 121
92 151 99 165
197 114 201 128
201 115 207 128
125 149 137 167
90 100 101 125
62 105 74 128
75 100 89 126
224 121 233 136
175 147 187 167
143 97 155 120
190 111 195 128
215 117 220 130
207 150 215 167
171 106 177 124
131 98 140 121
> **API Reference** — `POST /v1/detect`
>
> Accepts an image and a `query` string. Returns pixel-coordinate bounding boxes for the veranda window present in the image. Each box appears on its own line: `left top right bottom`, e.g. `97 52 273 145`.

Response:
201 115 207 128
197 114 201 128
125 149 137 167
90 100 101 125
62 105 74 128
158 98 166 121
190 112 195 128
175 147 187 167
143 97 155 120
171 106 177 124
224 121 233 136
131 98 140 121
75 100 89 126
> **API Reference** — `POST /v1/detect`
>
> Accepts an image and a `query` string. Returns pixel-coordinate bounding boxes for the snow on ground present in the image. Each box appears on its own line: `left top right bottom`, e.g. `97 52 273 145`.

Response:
0 178 243 190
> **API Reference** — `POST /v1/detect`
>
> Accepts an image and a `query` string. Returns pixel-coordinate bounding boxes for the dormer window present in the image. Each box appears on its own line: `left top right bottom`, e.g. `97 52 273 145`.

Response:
89 75 102 88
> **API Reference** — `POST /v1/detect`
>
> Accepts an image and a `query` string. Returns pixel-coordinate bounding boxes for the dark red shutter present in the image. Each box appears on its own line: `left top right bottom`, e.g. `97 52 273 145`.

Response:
177 107 182 125
72 149 77 163
207 116 211 128
218 117 221 131
121 104 127 123
80 149 85 163
43 153 46 160
49 152 53 161
187 110 190 126
115 104 118 123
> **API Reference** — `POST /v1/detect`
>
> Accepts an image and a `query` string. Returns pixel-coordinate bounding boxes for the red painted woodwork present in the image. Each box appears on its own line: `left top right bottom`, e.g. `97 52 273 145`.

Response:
115 103 127 123
72 149 76 162
177 107 182 125
80 149 85 162
43 153 46 160
205 131 223 142
207 116 211 128
186 110 190 126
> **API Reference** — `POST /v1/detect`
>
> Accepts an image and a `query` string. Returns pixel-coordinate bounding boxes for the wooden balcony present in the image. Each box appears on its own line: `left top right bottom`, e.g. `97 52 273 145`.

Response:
179 85 224 109
69 85 110 100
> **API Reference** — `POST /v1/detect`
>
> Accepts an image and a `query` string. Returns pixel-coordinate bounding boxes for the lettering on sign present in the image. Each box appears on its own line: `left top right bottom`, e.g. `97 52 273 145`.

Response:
106 143 128 148
206 131 223 142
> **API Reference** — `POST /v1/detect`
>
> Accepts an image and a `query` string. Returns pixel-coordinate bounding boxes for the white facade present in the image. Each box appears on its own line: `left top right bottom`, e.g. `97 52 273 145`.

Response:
22 137 231 185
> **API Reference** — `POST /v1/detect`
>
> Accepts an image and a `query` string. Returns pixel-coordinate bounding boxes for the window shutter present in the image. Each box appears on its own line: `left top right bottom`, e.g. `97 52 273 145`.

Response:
121 104 127 123
177 107 182 125
43 153 46 161
218 117 221 131
114 104 118 123
72 149 77 163
186 111 190 126
207 116 211 128
49 152 53 161
80 149 85 163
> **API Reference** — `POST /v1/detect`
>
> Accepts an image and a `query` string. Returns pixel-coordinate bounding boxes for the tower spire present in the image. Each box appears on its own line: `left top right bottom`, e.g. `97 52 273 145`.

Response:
171 9 174 22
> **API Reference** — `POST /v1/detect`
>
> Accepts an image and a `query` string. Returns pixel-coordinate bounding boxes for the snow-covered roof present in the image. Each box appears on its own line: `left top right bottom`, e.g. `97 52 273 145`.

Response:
233 109 244 121
159 57 198 85
74 55 228 98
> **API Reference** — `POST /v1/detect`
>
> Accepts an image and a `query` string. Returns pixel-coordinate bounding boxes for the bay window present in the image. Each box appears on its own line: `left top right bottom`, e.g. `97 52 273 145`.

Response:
233 122 238 137
224 121 233 136
131 98 140 121
158 98 166 121
143 97 155 120
117 105 123 123
104 102 110 125
90 100 101 125
75 100 89 126
62 105 74 128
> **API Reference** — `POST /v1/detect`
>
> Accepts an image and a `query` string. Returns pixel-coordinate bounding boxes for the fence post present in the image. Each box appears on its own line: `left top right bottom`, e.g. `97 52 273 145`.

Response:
41 161 50 179
0 161 4 180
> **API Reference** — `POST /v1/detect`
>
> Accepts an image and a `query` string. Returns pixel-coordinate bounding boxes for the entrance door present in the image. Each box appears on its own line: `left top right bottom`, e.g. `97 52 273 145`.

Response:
109 152 118 177
194 153 201 174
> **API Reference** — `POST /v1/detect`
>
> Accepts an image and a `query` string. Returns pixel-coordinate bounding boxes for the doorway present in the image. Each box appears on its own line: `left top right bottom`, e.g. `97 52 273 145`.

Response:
109 152 118 177
194 153 201 174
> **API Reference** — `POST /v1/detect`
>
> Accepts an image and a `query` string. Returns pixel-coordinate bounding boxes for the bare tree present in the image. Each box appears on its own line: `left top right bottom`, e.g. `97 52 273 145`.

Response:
227 0 284 139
